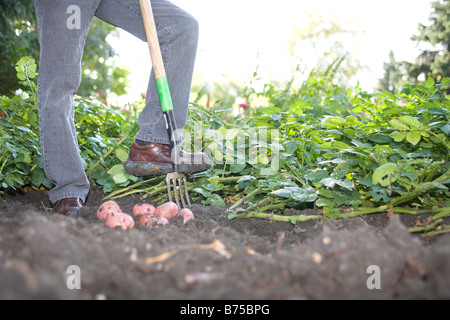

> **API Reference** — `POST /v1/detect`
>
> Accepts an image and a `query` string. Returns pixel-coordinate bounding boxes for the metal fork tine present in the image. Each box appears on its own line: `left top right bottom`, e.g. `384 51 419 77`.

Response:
166 174 180 209
166 174 173 203
166 172 190 210
182 175 191 207
172 177 181 209
178 177 186 208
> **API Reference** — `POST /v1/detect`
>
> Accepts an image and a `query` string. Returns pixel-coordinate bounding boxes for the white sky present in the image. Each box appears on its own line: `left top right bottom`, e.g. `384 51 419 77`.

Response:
108 0 434 105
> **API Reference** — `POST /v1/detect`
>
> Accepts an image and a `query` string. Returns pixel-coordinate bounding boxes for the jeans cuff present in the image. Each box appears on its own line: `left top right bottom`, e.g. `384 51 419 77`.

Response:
134 133 171 146
49 192 88 205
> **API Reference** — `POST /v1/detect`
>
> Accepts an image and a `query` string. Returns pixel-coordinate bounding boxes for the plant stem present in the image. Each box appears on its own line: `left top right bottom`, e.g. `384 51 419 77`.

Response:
217 176 243 184
252 196 272 208
258 201 285 212
228 187 262 211
0 158 7 175
387 166 450 207
432 207 450 221
241 211 321 223
105 180 166 200
430 131 450 153
409 219 442 233
421 225 450 238
103 176 163 200
285 163 306 187
339 205 443 218
142 184 169 199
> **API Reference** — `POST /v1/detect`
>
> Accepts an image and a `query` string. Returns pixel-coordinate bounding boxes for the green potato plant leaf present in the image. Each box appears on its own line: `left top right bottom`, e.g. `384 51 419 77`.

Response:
372 163 399 187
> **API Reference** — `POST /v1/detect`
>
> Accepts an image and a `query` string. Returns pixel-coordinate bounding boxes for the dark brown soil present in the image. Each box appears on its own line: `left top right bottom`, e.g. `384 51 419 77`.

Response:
1 186 449 300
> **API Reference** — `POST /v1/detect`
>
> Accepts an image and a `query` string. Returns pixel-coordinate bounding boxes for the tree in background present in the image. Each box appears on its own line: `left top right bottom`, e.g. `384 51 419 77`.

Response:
409 0 450 86
0 0 39 95
377 51 410 93
77 19 130 99
191 74 247 109
287 13 364 88
0 0 129 98
378 0 450 93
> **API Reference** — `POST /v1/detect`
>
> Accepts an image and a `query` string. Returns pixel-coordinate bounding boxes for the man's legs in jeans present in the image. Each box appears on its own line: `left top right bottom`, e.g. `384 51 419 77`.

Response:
34 0 99 204
95 0 199 146
34 0 198 204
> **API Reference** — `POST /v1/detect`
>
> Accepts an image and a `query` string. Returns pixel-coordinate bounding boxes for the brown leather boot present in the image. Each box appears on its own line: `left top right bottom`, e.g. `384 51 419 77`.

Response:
124 142 211 177
52 198 84 218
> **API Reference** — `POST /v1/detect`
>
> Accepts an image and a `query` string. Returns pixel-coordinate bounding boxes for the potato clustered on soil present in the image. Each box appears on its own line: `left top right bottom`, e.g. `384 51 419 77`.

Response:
97 200 194 230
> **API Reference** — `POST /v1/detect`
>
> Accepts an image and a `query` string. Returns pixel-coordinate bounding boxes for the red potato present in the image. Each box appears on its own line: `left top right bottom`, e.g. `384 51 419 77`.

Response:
132 203 155 217
155 201 179 221
139 215 169 228
117 213 135 230
97 200 134 230
132 205 143 217
138 214 151 227
104 215 122 229
178 208 195 224
104 211 135 230
97 200 122 221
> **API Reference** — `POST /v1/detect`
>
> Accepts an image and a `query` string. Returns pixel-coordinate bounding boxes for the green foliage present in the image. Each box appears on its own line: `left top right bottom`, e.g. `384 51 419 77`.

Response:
0 56 137 199
1 57 46 196
74 95 139 192
184 66 450 219
0 0 39 95
15 56 38 96
0 3 129 98
2 56 449 234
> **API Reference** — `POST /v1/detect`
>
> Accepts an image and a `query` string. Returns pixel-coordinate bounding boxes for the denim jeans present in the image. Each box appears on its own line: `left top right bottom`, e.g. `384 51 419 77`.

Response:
32 0 198 204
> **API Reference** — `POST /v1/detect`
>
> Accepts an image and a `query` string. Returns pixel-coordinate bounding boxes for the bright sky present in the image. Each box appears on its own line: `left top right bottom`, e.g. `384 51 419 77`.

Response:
109 0 434 105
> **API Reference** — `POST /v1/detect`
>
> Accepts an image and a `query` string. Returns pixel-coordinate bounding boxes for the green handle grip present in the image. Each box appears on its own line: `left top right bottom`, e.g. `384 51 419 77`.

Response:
155 77 173 112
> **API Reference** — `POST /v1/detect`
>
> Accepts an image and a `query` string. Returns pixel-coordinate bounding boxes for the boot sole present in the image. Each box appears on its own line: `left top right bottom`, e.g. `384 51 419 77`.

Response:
123 160 211 177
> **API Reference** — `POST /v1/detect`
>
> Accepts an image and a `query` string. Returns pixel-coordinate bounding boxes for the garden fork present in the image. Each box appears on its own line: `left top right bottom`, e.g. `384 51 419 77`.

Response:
139 0 191 209
166 172 192 209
